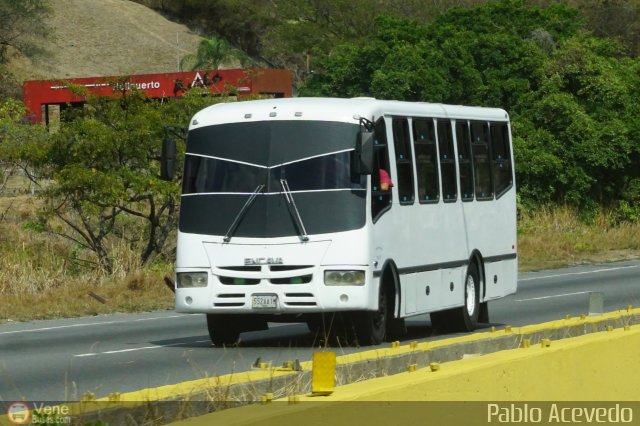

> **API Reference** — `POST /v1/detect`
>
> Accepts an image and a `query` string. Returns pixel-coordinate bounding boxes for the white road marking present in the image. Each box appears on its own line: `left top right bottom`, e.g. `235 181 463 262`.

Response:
74 339 211 357
516 291 590 302
518 265 639 282
0 314 192 336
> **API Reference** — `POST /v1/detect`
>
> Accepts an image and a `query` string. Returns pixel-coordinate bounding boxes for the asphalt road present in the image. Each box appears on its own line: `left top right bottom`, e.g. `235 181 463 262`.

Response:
1 260 639 402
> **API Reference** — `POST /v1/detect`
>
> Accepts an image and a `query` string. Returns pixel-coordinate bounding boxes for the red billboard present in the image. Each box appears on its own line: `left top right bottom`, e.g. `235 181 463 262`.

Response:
22 68 292 124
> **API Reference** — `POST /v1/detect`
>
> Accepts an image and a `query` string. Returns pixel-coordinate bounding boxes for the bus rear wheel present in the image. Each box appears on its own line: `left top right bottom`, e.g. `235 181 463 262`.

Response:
430 263 480 332
458 262 480 331
206 314 240 346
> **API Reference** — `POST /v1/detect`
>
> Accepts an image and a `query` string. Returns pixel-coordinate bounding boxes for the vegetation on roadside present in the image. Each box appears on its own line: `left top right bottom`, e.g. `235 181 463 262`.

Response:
0 195 173 322
2 89 235 273
518 207 640 271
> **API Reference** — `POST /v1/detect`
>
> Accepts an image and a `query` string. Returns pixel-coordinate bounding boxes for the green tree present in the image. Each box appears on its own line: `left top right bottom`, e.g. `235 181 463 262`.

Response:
544 0 640 57
301 0 640 210
303 0 580 109
515 34 638 207
179 35 247 71
12 89 219 273
0 99 45 195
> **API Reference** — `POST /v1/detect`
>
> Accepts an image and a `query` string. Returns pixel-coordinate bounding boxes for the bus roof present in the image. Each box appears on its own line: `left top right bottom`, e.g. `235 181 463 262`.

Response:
189 97 509 130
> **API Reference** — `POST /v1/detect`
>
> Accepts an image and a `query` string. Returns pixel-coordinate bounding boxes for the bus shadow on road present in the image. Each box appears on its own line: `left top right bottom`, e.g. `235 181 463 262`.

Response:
148 320 501 350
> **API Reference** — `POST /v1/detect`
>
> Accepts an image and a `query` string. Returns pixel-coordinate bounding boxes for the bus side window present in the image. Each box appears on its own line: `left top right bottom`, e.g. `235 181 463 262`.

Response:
392 118 415 205
470 121 494 200
490 122 513 198
372 118 392 221
412 118 439 203
455 121 474 201
437 120 457 202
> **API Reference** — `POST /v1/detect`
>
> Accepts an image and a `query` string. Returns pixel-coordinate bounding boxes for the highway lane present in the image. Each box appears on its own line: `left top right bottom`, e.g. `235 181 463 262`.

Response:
1 260 638 401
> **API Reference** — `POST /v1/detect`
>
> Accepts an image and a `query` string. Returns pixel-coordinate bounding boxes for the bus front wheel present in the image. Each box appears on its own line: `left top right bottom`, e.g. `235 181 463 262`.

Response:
352 284 389 345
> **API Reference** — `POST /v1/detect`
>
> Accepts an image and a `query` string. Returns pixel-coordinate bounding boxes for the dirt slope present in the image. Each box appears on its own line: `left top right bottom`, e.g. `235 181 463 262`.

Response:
8 0 204 81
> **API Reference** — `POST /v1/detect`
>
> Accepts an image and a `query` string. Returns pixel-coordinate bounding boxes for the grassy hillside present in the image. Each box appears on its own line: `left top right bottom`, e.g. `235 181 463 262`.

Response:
6 0 204 81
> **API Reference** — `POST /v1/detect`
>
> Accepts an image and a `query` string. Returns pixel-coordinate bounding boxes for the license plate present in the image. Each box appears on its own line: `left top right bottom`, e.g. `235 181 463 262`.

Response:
251 294 278 309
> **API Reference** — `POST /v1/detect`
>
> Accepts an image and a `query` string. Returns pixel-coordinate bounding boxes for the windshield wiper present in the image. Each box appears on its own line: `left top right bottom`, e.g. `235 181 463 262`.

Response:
223 184 264 243
280 179 309 242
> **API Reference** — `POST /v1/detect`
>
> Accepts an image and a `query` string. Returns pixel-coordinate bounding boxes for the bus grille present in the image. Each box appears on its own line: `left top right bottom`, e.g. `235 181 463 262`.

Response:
270 275 312 285
219 276 260 285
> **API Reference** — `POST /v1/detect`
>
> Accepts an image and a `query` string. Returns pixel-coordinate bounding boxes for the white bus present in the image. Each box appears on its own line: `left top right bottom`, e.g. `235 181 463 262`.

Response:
162 97 517 346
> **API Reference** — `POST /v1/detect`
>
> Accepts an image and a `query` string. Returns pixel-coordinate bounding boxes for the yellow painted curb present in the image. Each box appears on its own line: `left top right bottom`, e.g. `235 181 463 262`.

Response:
171 324 640 425
93 306 640 403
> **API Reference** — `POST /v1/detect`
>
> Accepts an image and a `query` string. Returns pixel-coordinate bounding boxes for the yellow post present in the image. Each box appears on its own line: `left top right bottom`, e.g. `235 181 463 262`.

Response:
311 351 336 395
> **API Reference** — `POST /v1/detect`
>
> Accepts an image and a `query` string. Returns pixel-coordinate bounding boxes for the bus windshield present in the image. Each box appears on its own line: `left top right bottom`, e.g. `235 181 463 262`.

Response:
182 150 358 194
179 120 366 238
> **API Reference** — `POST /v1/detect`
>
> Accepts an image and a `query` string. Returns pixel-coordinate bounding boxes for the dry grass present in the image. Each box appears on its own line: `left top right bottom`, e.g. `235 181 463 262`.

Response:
518 206 640 271
0 270 174 323
0 194 173 323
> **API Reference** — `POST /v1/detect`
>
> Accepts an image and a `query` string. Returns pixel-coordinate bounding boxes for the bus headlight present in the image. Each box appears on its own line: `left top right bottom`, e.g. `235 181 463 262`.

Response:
177 272 208 288
324 270 365 286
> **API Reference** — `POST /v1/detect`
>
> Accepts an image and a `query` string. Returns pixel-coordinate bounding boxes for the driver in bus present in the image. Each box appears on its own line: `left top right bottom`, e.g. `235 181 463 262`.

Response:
380 169 393 191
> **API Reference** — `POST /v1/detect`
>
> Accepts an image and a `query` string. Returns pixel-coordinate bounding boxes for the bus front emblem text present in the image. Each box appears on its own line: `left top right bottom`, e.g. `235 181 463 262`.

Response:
244 257 284 266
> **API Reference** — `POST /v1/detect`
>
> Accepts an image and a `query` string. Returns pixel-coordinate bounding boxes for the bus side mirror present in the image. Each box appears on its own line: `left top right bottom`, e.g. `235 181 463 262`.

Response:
160 137 177 181
355 130 374 175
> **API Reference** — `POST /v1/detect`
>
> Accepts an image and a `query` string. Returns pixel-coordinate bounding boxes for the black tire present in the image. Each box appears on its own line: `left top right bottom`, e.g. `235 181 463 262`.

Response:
351 284 388 346
206 314 240 347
